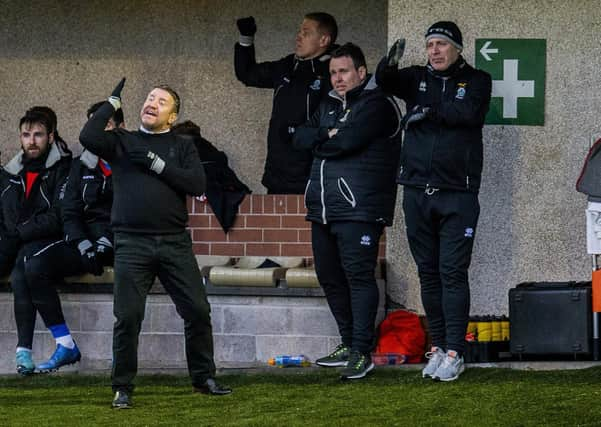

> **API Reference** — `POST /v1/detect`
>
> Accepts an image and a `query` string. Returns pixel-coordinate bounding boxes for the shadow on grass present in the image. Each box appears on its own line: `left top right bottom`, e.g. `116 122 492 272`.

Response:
2 365 601 390
3 367 601 426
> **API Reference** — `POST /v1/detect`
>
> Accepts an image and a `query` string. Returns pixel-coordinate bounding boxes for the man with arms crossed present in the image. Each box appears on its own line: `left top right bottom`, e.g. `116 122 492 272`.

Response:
294 43 401 380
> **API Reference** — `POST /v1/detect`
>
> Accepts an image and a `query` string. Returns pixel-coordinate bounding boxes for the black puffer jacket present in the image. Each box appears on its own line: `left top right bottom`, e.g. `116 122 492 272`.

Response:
235 43 333 193
61 150 113 244
294 77 402 225
376 57 492 193
0 143 71 242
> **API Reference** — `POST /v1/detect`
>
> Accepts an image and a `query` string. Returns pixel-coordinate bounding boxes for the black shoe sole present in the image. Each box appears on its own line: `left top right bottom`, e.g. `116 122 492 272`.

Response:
193 387 233 396
111 403 132 409
37 355 82 373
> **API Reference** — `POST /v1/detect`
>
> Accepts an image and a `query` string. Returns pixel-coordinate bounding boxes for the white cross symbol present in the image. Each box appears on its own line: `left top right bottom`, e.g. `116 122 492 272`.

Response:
491 59 535 118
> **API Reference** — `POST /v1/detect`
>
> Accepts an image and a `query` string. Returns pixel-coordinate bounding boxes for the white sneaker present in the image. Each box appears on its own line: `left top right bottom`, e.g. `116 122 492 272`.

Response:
432 352 465 382
421 347 445 378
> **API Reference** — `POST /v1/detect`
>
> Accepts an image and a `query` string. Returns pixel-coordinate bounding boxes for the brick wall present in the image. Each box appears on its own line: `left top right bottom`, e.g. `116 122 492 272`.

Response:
187 195 386 259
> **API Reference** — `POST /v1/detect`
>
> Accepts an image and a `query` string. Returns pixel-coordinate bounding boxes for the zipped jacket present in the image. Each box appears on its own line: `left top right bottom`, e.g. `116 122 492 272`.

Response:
61 150 113 244
375 58 491 193
294 76 402 225
235 43 333 193
0 143 71 242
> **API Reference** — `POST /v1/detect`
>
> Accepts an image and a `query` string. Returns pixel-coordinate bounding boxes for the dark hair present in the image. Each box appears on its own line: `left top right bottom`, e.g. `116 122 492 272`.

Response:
331 42 367 70
26 106 72 155
87 101 124 126
305 12 338 44
19 111 53 135
171 120 201 137
154 85 181 114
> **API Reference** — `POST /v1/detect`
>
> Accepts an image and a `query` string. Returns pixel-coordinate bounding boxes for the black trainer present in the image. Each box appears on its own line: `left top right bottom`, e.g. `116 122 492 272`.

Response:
340 350 374 380
315 344 351 367
193 378 232 395
112 390 132 409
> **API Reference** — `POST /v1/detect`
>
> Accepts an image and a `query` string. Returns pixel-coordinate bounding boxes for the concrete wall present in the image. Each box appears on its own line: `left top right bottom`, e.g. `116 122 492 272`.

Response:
0 0 386 193
386 0 599 314
0 288 386 374
1 0 597 317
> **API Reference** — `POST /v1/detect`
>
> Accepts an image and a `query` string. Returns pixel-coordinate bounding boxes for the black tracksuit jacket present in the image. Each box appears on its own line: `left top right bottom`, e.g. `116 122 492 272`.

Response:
294 77 402 226
235 43 333 193
79 102 206 234
376 58 492 193
61 150 113 244
0 143 71 242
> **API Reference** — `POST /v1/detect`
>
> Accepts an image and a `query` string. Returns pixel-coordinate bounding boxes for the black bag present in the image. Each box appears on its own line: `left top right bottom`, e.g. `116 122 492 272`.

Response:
509 281 592 358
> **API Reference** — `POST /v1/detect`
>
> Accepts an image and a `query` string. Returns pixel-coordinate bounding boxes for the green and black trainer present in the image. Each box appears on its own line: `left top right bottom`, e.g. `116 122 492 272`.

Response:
340 350 374 380
315 344 350 367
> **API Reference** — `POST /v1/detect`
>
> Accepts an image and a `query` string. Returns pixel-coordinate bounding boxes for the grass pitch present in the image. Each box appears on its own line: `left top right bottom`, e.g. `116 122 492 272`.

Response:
1 366 601 426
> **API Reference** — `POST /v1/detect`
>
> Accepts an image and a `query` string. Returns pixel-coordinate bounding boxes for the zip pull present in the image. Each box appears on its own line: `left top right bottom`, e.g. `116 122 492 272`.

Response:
425 184 439 196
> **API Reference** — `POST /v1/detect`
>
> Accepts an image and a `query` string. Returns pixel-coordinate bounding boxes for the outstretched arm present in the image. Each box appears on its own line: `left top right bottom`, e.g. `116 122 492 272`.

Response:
234 16 279 88
79 78 126 160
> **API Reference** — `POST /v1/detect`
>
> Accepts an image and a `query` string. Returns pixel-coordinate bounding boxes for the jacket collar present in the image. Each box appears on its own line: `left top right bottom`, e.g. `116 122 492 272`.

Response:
80 149 99 169
293 45 337 72
4 143 62 175
328 73 376 103
426 55 467 79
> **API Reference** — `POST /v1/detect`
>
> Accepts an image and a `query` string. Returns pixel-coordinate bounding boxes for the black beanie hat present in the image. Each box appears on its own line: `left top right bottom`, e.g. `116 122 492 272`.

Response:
425 21 463 50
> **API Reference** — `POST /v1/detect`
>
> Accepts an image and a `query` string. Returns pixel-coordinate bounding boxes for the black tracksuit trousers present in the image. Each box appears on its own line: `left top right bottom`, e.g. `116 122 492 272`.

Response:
111 231 216 393
1 239 84 349
402 186 480 355
311 221 383 354
5 239 107 349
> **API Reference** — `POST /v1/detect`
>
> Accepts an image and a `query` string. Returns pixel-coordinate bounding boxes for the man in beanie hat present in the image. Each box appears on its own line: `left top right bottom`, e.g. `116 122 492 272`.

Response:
375 21 491 381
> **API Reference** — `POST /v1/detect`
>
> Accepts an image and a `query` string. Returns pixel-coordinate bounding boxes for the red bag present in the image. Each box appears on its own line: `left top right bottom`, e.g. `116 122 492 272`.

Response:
373 310 426 363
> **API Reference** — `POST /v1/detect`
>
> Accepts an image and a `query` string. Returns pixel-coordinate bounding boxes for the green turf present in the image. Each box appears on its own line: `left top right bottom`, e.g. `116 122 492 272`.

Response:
1 367 601 426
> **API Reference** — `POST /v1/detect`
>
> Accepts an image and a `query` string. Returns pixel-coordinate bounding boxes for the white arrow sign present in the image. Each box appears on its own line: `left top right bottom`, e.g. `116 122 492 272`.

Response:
480 41 498 61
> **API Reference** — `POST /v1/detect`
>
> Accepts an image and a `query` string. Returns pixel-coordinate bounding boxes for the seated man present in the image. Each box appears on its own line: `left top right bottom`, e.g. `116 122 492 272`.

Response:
26 102 124 373
0 109 72 375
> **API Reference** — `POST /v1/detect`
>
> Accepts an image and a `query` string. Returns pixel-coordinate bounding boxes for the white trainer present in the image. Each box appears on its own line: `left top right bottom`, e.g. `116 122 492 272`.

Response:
421 347 445 378
432 352 465 382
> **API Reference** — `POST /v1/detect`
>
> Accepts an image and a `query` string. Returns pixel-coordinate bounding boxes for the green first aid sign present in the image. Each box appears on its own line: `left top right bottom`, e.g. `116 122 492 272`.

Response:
475 39 546 125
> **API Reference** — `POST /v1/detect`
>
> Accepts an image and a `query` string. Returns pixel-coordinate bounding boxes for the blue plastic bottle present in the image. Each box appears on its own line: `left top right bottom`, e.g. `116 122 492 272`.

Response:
268 355 311 367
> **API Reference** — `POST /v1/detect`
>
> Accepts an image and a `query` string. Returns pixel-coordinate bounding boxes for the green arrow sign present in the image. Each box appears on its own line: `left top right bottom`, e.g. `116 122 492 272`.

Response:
475 39 546 125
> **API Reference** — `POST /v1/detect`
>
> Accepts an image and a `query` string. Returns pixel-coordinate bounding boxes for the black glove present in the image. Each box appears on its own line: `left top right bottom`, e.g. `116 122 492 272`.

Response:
77 239 104 276
108 77 126 110
128 146 166 174
111 78 126 98
401 105 431 130
95 236 114 266
387 38 406 67
236 16 257 36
